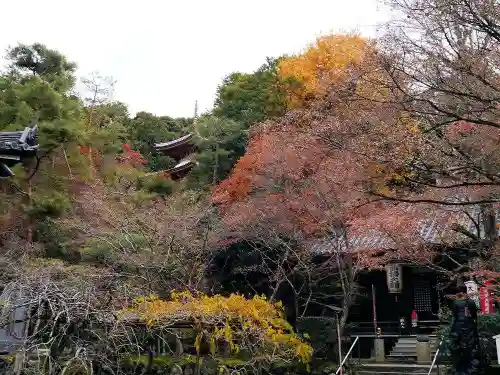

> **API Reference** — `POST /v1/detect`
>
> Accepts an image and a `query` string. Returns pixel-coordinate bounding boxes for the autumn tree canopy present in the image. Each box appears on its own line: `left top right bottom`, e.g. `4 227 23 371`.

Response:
212 27 500 287
211 34 409 237
4 7 500 371
376 0 500 206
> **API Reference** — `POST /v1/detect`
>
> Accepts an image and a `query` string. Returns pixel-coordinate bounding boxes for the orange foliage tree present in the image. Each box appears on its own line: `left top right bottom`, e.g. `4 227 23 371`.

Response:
277 34 387 107
212 31 500 272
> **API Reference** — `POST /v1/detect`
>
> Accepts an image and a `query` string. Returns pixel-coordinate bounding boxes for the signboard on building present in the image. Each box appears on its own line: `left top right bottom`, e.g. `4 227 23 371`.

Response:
386 264 403 293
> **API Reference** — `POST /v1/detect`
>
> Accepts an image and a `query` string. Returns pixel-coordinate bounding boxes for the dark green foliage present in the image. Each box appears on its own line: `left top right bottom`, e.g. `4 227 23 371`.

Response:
214 57 288 127
7 43 77 92
126 112 192 171
187 116 246 189
34 219 72 259
83 101 130 155
80 232 149 263
187 58 288 189
137 174 174 196
26 191 71 219
0 43 84 155
296 317 337 360
115 354 309 375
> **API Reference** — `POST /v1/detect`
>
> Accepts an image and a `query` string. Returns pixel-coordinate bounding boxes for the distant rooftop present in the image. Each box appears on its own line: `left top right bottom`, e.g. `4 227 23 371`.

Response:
154 133 193 150
167 159 197 180
308 202 499 254
0 125 38 177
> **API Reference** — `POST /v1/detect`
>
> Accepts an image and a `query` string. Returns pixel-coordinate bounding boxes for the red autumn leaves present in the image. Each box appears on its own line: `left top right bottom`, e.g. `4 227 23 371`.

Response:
80 143 147 168
117 143 147 167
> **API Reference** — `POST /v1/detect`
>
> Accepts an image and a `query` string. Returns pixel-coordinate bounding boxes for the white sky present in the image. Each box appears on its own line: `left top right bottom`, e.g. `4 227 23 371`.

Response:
0 0 389 118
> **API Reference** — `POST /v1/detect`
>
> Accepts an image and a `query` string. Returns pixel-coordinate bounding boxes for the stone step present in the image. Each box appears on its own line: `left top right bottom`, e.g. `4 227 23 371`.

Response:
387 354 437 360
392 345 436 352
387 353 418 358
394 345 437 350
389 354 438 358
355 363 442 374
388 336 439 359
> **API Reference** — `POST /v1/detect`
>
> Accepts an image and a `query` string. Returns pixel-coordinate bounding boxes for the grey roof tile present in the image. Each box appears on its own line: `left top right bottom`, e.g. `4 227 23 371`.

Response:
308 203 499 254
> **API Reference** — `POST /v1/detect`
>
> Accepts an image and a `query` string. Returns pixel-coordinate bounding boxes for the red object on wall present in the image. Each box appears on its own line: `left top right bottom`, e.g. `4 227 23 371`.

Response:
480 280 495 314
411 310 418 327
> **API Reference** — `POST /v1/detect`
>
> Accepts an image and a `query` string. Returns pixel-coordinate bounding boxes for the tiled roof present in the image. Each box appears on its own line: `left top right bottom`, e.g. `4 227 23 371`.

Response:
309 202 498 254
0 125 38 151
154 133 193 150
0 125 38 177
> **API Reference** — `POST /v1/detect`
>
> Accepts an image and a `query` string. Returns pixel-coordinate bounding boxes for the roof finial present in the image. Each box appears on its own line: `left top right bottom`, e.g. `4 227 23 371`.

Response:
194 100 199 123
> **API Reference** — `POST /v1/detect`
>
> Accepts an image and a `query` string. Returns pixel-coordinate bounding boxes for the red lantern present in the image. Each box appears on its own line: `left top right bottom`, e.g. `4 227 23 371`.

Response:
480 280 495 314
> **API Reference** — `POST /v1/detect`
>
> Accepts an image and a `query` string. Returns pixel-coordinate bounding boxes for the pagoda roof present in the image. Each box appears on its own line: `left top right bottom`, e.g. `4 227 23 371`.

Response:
155 133 193 151
166 159 197 180
154 133 196 162
0 125 38 177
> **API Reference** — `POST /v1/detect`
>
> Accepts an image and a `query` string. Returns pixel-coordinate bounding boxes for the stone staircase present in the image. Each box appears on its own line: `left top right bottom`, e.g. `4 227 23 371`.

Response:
354 362 442 374
348 337 444 374
387 336 439 361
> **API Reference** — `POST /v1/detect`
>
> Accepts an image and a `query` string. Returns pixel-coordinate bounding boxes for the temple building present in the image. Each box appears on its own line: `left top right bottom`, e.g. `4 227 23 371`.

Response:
0 125 38 178
309 201 498 361
212 198 498 364
154 133 197 180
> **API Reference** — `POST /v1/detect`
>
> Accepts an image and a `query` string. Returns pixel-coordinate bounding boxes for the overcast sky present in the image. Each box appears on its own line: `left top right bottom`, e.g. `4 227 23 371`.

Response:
0 0 389 118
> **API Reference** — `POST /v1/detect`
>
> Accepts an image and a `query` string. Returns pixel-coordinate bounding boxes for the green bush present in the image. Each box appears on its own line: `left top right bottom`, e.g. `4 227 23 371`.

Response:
80 232 149 263
136 174 174 196
34 219 72 259
26 191 71 219
296 317 336 360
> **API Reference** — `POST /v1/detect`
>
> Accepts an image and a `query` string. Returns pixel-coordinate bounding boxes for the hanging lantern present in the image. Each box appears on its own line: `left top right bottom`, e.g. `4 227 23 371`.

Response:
480 280 495 314
465 280 480 307
386 264 403 293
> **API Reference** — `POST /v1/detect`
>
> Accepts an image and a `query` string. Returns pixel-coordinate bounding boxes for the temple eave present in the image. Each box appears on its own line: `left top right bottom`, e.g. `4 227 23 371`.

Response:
166 160 197 180
0 125 39 178
154 133 194 151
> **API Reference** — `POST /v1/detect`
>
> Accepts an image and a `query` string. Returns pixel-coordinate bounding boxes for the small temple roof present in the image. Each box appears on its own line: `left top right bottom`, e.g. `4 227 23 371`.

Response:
0 125 38 150
213 199 499 257
308 202 499 254
0 125 38 177
154 133 196 162
166 159 197 180
154 133 193 150
175 159 195 168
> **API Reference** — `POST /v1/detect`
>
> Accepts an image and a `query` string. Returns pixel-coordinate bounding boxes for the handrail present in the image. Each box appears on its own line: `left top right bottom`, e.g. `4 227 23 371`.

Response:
427 339 443 375
335 336 359 375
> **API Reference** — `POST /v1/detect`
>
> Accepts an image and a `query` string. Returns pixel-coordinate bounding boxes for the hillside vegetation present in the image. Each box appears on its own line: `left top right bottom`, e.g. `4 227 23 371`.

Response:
2 1 500 373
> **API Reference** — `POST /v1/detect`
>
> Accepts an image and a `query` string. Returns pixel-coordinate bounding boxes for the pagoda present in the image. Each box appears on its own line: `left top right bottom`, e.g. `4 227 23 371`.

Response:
0 125 38 177
154 133 197 180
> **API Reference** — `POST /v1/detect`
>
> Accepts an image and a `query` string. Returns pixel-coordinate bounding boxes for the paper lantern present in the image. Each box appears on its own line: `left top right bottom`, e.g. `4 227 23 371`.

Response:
386 264 403 293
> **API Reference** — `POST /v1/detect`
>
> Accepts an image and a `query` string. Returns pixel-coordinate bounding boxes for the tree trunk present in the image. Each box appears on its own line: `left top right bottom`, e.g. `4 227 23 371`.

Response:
481 203 497 244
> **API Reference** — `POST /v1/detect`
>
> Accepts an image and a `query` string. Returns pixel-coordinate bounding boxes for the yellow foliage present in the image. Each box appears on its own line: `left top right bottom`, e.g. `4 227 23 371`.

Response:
278 34 369 107
119 291 312 364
